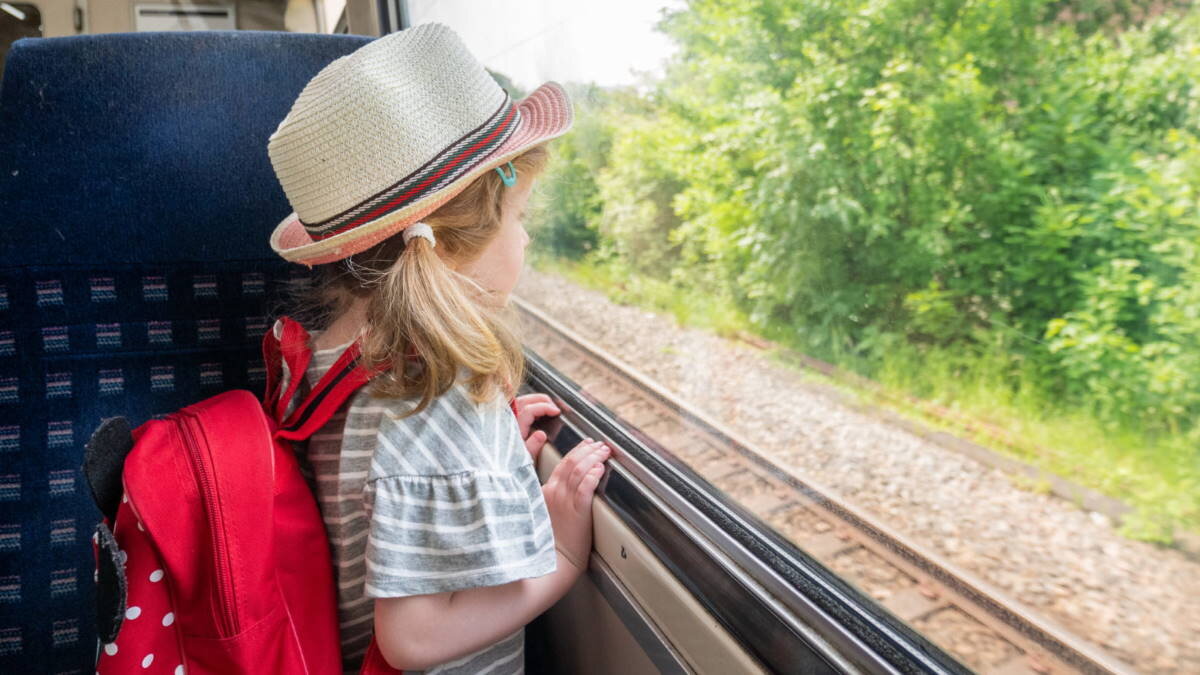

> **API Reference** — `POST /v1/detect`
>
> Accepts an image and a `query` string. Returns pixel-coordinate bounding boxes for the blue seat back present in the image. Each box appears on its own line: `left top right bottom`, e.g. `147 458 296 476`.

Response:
0 30 373 673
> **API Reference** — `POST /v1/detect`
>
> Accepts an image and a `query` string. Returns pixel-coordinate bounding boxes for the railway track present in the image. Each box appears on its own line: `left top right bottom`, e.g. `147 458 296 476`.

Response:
513 296 1134 675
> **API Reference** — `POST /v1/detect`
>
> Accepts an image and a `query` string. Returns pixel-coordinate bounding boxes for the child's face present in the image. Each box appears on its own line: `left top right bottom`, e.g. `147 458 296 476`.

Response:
456 170 534 304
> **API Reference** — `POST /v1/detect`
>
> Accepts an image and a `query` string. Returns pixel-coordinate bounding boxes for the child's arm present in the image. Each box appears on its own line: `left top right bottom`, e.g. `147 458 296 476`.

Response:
373 548 580 670
373 438 611 671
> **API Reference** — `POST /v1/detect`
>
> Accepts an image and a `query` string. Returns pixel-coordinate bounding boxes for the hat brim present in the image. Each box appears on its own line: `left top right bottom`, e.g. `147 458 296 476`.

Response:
269 80 574 266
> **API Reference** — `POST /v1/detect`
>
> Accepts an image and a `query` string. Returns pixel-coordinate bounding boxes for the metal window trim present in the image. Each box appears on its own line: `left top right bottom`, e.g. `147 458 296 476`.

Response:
522 347 969 674
601 454 864 674
375 0 405 33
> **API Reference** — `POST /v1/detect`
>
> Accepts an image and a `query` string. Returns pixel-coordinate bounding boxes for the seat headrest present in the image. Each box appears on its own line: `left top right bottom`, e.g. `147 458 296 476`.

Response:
0 31 374 265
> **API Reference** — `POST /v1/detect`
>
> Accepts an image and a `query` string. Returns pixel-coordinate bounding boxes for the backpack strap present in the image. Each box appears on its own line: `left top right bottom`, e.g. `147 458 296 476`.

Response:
262 316 314 421
261 317 522 442
275 341 376 441
263 316 387 442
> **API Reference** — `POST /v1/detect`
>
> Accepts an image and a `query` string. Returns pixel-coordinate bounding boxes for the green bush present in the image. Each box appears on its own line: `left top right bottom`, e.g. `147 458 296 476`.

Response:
640 0 1200 433
529 0 1200 534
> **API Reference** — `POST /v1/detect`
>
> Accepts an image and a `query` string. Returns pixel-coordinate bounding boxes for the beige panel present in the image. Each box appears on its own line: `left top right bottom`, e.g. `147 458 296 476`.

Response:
82 0 322 34
537 443 766 674
540 563 661 675
84 0 131 33
236 0 284 30
282 0 317 33
342 0 376 36
19 0 79 36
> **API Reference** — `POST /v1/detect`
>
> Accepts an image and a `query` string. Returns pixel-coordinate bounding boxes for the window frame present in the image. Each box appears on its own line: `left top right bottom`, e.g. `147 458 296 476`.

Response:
520 346 971 674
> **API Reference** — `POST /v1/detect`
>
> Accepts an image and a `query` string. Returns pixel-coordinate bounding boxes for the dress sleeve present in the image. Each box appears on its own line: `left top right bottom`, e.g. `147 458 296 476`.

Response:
362 465 558 598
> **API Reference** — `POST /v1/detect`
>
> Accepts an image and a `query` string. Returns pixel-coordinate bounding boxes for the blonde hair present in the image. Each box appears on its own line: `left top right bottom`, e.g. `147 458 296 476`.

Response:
287 143 553 419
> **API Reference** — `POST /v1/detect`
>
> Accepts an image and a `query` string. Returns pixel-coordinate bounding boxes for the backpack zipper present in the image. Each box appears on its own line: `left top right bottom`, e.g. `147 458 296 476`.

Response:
176 411 240 637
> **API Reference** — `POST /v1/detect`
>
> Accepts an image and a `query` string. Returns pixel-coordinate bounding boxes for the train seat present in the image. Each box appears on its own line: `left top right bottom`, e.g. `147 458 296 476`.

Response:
0 30 373 673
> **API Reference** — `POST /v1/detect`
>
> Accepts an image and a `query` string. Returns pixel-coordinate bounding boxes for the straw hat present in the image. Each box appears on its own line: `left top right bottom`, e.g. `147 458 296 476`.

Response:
266 22 574 266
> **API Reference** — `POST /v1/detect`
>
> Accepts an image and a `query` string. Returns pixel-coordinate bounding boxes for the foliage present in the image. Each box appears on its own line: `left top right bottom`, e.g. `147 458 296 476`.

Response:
528 0 1200 535
525 83 614 260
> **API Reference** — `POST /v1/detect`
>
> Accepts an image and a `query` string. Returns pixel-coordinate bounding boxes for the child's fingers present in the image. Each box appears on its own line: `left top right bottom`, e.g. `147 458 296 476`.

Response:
517 400 560 437
524 431 545 463
516 396 560 419
567 443 610 494
575 465 605 511
518 393 555 406
547 439 606 495
571 437 597 452
525 402 560 419
557 440 601 485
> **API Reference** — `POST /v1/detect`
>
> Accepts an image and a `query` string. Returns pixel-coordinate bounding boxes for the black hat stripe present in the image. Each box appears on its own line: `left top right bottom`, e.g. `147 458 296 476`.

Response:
301 94 521 238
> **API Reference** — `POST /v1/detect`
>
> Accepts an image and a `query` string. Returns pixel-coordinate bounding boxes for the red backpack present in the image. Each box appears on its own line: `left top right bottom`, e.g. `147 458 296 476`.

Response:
84 317 404 673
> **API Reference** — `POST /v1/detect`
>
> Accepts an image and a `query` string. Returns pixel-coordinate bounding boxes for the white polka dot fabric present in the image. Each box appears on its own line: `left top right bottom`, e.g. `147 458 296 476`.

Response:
92 501 182 674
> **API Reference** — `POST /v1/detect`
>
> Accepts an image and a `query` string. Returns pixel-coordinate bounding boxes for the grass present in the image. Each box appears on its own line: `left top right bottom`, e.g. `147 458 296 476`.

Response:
529 252 1200 546
529 252 749 341
861 340 1198 543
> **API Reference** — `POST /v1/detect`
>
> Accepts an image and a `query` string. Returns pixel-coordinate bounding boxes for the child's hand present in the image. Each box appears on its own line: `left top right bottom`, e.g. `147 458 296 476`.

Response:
513 393 560 464
542 438 610 574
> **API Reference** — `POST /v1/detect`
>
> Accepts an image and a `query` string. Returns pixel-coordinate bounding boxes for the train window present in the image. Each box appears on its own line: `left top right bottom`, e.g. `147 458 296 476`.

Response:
0 0 355 84
0 2 41 74
411 1 1200 673
133 3 238 31
126 0 340 33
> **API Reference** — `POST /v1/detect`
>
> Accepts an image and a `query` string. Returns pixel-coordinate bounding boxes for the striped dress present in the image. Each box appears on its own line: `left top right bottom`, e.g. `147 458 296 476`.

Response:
280 336 558 674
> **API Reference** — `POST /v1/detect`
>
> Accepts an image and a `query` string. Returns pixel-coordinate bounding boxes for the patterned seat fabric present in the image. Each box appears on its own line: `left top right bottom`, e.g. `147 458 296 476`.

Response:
0 31 373 673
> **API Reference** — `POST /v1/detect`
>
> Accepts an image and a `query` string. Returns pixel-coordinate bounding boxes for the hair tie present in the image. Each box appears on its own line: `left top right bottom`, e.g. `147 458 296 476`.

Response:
402 221 436 248
495 161 517 187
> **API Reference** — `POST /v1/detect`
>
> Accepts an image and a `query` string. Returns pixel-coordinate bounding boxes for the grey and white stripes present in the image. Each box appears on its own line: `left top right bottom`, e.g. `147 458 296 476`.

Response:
281 337 556 674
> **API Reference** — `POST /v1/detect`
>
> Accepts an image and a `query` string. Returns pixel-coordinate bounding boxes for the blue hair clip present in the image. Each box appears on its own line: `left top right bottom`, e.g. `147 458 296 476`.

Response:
494 161 517 187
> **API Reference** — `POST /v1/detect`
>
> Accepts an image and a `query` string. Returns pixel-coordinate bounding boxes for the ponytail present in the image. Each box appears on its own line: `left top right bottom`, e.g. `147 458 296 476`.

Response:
286 142 551 417
359 227 524 418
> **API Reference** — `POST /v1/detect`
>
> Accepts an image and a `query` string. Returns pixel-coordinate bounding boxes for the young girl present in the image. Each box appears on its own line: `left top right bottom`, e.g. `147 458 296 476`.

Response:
265 22 610 675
